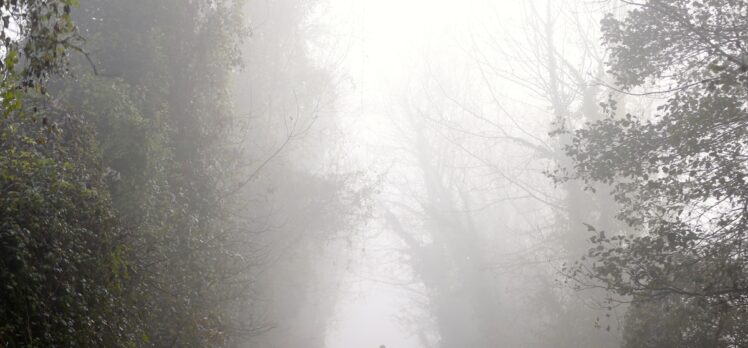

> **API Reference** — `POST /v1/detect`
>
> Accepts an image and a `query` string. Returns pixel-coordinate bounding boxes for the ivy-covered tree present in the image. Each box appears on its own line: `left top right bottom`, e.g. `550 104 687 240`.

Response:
556 0 748 346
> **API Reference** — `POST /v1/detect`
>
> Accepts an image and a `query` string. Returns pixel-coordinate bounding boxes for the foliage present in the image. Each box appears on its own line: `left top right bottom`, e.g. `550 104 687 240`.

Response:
0 0 261 346
0 0 81 87
58 1 254 346
0 3 137 346
2 0 372 346
623 293 748 348
0 0 82 119
0 99 140 347
555 0 748 346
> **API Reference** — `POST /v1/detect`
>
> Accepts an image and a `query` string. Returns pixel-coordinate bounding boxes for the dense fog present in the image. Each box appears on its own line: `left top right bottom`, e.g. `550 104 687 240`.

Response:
2 0 748 347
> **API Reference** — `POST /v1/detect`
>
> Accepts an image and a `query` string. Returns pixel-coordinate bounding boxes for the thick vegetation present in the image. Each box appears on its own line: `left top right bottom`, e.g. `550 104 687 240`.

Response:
1 1 273 346
558 1 748 347
0 0 361 346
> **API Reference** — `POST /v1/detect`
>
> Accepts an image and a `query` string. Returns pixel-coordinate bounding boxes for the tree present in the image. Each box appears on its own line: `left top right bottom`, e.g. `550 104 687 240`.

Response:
1 0 365 346
2 0 260 345
0 2 142 346
0 0 80 87
413 1 624 345
224 1 370 347
57 1 258 345
0 98 140 346
356 1 625 346
556 1 748 346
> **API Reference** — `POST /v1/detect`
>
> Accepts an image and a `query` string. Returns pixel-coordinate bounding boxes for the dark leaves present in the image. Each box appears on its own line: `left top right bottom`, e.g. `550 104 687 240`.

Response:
555 1 748 346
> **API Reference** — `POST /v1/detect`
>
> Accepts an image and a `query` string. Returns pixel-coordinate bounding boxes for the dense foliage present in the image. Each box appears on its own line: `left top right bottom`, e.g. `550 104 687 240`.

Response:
557 0 748 346
0 0 363 345
0 0 320 346
1 99 139 346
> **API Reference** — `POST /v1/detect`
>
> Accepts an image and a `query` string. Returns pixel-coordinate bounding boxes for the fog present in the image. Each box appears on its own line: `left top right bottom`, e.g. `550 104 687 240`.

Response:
3 0 748 347
326 1 621 346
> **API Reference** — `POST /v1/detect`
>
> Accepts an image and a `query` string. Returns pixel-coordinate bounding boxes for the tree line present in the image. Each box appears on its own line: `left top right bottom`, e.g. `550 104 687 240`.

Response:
0 0 365 347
